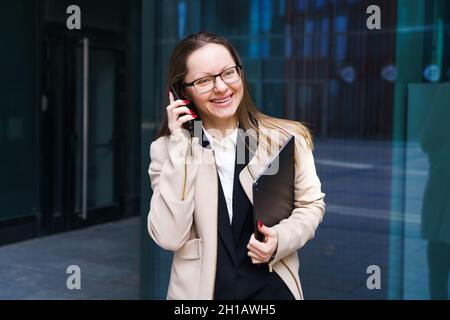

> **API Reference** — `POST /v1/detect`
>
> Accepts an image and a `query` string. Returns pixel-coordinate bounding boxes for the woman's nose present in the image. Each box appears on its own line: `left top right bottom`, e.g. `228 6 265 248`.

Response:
213 77 228 92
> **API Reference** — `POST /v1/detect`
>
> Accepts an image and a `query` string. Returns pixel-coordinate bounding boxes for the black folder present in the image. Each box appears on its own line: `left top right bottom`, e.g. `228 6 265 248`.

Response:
253 135 295 242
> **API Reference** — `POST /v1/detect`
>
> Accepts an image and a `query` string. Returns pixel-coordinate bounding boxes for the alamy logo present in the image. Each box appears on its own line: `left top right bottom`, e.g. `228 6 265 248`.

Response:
366 5 381 30
66 265 81 290
366 265 381 290
66 5 81 30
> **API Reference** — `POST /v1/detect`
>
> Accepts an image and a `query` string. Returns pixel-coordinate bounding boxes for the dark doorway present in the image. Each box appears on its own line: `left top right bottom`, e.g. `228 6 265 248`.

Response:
40 27 127 234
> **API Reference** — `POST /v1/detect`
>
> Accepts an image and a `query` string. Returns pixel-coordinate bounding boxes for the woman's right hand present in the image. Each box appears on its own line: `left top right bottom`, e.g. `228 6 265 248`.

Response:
167 91 197 137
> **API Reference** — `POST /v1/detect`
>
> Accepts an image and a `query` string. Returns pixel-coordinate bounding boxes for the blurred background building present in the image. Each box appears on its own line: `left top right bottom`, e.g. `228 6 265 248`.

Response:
0 0 449 299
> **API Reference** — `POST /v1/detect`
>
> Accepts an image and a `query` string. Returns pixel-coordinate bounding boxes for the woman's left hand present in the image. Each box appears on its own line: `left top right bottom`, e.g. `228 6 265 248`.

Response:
247 222 278 264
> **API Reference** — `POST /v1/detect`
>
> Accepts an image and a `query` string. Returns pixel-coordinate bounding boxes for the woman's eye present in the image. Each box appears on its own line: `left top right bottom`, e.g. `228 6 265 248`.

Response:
222 70 235 77
196 78 212 86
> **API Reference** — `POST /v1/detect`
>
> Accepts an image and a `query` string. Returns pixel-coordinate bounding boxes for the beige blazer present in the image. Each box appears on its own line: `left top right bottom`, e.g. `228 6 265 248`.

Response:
147 120 326 300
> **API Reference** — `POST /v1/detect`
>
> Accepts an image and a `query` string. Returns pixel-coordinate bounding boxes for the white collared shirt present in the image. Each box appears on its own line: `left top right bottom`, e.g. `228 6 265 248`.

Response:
202 124 238 225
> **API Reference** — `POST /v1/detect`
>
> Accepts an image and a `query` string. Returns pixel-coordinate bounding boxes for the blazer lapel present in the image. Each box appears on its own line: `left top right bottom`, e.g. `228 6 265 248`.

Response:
231 129 252 245
238 166 254 204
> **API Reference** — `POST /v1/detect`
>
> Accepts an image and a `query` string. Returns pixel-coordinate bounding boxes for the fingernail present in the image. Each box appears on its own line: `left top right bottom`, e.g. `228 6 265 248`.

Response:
189 110 198 117
257 220 263 228
182 100 189 104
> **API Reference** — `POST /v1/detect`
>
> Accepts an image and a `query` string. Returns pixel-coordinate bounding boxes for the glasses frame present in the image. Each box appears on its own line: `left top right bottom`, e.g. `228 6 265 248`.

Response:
182 65 242 94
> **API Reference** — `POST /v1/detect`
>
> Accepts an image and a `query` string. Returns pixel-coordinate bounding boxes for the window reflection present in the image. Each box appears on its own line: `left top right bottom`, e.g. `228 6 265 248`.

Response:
145 0 450 300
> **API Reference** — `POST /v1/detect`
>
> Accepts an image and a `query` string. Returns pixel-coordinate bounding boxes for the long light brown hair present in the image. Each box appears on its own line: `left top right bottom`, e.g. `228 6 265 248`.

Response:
155 31 313 157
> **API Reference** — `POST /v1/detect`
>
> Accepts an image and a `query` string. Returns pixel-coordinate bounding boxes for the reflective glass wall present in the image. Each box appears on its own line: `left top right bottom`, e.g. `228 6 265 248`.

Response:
141 0 450 299
0 1 38 223
394 0 450 299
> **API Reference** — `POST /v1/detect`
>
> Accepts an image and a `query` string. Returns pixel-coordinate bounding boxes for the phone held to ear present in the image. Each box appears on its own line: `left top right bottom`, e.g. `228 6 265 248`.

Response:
170 85 199 138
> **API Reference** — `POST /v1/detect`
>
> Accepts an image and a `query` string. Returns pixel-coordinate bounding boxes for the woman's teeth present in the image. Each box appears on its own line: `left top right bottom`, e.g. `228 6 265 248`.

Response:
212 95 231 103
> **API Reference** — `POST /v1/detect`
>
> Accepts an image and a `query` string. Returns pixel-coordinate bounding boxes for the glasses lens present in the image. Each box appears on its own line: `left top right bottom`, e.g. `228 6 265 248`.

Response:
222 67 240 83
194 77 214 93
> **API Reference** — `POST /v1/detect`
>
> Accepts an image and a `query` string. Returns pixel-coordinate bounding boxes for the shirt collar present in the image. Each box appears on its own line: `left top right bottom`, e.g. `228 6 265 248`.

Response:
202 123 238 150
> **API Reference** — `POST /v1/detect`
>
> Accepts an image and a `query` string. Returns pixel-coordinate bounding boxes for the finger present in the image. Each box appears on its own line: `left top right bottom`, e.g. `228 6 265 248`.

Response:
171 106 193 116
251 258 264 264
248 235 270 254
257 222 276 238
248 253 266 264
248 251 265 264
177 114 196 124
167 99 189 111
167 104 191 125
247 242 268 259
248 234 265 251
168 90 174 104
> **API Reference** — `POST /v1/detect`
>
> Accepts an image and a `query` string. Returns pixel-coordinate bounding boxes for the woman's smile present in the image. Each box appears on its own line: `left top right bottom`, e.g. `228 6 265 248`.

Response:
210 93 234 108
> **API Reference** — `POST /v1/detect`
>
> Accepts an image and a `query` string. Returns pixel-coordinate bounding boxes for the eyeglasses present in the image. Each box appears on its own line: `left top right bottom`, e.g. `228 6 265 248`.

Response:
183 65 242 94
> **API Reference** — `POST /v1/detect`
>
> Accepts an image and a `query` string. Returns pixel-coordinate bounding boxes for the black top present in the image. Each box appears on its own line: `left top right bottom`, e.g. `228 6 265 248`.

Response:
199 123 294 300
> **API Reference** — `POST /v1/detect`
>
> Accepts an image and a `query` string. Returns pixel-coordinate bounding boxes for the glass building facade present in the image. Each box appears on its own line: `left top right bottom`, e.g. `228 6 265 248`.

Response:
0 0 449 300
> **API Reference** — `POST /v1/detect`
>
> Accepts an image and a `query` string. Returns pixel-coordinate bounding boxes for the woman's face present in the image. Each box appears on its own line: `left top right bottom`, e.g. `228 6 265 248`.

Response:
183 43 243 128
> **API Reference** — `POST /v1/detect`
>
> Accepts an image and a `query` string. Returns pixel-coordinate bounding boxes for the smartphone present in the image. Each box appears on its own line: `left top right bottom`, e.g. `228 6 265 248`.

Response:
170 85 199 137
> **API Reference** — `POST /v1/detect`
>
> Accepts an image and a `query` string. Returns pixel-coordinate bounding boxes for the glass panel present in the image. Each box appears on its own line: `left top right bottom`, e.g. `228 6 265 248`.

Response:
75 46 116 212
0 1 37 221
394 0 450 300
142 0 450 299
47 37 67 219
404 84 450 299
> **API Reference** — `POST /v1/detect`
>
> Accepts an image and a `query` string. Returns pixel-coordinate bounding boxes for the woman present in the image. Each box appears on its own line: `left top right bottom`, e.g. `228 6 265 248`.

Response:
148 31 325 300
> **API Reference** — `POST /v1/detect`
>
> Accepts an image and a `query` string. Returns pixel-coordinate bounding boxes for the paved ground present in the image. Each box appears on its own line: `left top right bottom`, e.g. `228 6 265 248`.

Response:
299 138 432 299
0 217 139 299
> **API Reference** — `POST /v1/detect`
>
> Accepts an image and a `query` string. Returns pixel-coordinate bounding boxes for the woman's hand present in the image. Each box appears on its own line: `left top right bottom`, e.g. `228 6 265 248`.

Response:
247 221 278 264
167 91 197 137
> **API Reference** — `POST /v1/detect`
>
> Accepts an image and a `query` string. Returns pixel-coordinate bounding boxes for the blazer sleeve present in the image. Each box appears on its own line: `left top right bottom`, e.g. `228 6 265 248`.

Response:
270 134 326 266
147 134 198 252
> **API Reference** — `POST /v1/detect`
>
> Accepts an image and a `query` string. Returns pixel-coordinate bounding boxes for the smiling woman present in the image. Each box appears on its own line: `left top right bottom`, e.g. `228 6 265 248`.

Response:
148 31 325 300
180 43 243 134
